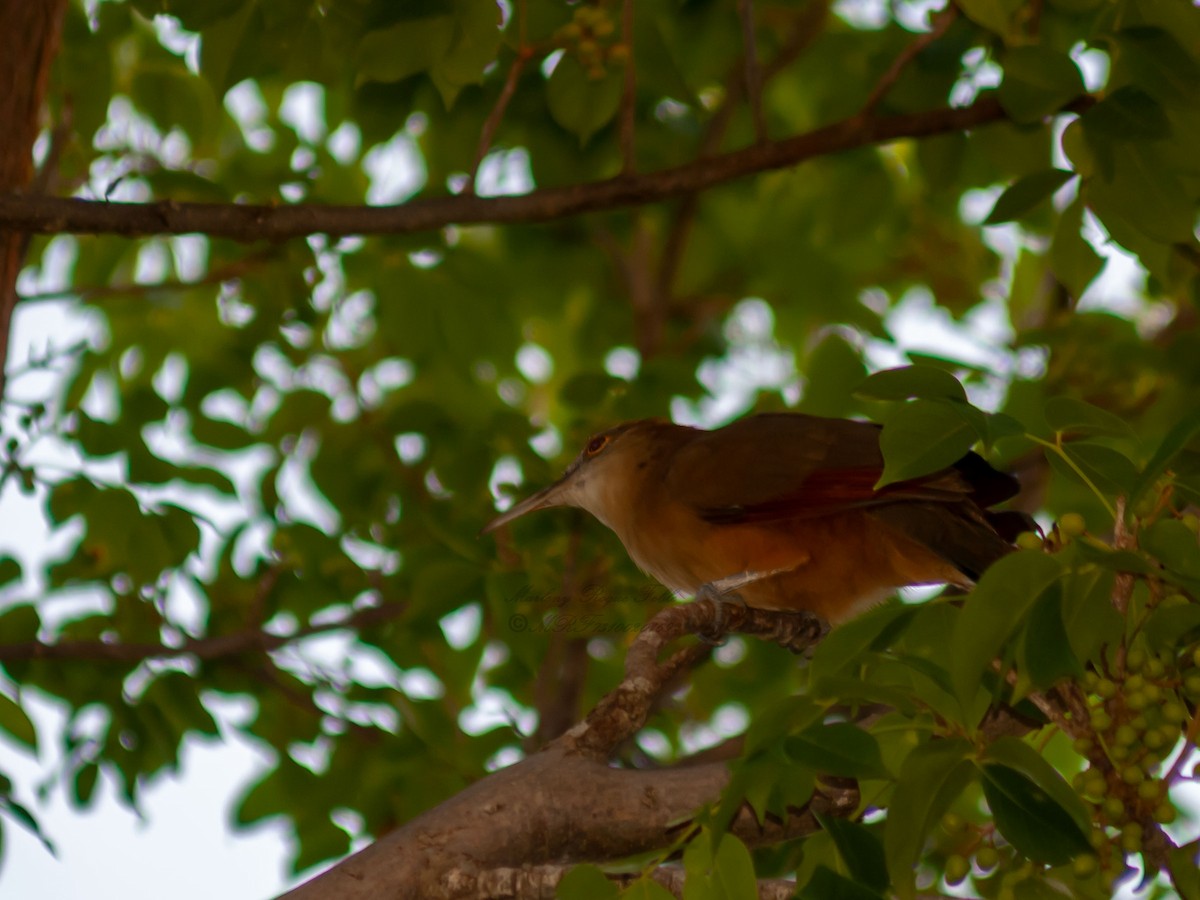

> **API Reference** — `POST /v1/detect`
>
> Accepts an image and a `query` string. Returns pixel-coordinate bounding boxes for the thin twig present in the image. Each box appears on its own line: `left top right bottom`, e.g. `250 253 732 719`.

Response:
737 0 767 144
657 2 830 301
618 0 637 173
17 247 280 304
859 5 959 118
466 51 531 195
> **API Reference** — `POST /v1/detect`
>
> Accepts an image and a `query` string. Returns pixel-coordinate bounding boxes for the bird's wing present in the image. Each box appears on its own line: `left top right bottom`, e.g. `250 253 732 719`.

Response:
665 412 1005 524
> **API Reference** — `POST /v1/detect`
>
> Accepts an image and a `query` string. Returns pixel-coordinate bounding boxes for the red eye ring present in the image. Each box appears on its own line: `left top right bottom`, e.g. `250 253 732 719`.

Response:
586 434 610 456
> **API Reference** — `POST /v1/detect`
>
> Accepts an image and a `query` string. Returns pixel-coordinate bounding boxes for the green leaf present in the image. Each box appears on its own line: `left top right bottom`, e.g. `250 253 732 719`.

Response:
785 723 890 780
978 762 1092 864
1168 841 1200 900
1142 520 1200 582
1044 397 1132 438
72 762 100 807
1082 87 1171 141
797 866 885 900
951 551 1063 712
557 864 619 900
1061 567 1123 663
683 830 761 900
1131 410 1200 507
856 366 966 401
1116 27 1200 107
0 556 19 588
357 18 456 85
1049 441 1140 497
546 55 623 145
809 602 917 683
1049 198 1103 301
1019 583 1081 687
1143 605 1200 653
0 605 39 644
984 169 1076 225
982 736 1092 836
712 834 758 900
884 738 975 899
956 0 1023 39
812 812 888 894
877 399 983 487
0 693 37 753
998 47 1085 123
0 795 54 855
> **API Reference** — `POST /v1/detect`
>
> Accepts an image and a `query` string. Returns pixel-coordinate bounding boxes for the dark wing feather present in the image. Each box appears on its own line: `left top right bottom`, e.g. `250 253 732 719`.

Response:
666 412 1019 528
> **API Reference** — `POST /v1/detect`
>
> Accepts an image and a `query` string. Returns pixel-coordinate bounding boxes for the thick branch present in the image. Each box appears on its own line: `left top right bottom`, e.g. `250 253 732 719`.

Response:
280 601 841 900
0 0 68 397
0 96 1090 242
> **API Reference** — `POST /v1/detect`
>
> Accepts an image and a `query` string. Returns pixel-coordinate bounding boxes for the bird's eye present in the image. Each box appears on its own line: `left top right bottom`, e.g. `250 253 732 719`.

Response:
585 434 610 456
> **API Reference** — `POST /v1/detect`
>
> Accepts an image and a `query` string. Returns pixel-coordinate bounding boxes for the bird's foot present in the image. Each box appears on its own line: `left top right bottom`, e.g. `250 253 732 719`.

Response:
694 568 788 645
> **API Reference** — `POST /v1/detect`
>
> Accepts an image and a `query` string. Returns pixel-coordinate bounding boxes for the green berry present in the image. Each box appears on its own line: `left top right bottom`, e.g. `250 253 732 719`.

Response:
1110 743 1131 762
1125 691 1147 711
945 854 970 886
1103 796 1125 821
1084 774 1108 799
1144 729 1166 750
1137 780 1162 802
975 846 999 870
1121 765 1144 785
1126 648 1147 673
1091 709 1113 731
1143 683 1163 704
1181 513 1199 533
1192 646 1200 668
1147 657 1168 678
941 812 964 833
1125 673 1145 692
1073 737 1094 755
1184 674 1200 697
1060 512 1086 536
1073 854 1099 878
1155 801 1178 824
1017 531 1044 551
1163 700 1188 723
1114 724 1138 746
1096 678 1118 699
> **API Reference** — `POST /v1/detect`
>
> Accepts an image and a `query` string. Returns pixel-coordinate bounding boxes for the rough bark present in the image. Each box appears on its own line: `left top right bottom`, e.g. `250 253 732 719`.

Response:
0 0 67 399
278 602 846 900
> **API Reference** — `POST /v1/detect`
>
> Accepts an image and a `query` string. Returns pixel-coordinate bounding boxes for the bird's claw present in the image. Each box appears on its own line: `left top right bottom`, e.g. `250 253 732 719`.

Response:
695 584 747 645
694 568 786 644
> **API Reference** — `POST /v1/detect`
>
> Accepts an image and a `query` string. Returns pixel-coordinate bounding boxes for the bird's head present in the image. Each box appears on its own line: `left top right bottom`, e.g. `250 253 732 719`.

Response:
482 418 670 534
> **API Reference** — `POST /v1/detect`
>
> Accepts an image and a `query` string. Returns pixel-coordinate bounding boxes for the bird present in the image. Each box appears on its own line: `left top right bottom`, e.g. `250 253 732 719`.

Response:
482 413 1028 626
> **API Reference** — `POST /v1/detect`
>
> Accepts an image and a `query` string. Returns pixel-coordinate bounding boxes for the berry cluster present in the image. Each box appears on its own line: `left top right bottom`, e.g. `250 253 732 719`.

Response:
1071 644 1199 879
555 3 628 80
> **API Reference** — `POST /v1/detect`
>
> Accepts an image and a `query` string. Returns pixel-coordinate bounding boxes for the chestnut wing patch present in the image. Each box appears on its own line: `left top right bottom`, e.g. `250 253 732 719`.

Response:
696 467 971 525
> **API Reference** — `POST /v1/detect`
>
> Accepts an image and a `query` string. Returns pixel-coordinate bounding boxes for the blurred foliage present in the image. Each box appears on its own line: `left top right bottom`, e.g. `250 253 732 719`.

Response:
1 0 1200 896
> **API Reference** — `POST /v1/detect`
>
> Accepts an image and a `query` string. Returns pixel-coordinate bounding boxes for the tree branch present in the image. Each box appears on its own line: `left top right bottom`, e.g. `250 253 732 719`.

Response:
737 0 767 144
438 863 798 899
0 96 1093 243
0 598 407 664
859 5 959 117
0 0 68 399
278 600 841 900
